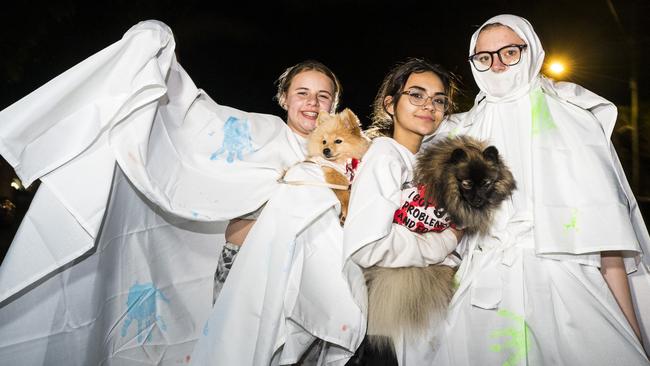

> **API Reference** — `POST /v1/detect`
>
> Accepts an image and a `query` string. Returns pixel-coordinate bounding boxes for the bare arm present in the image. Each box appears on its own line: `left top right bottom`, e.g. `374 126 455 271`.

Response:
225 219 256 246
600 251 642 342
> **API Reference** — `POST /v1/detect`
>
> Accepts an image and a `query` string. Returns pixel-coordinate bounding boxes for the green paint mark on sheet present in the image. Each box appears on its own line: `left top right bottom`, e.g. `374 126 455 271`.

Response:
530 89 556 135
564 208 579 231
489 309 531 366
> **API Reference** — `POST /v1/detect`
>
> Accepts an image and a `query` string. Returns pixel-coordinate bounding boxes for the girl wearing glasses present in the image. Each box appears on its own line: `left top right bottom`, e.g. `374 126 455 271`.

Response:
342 58 463 364
427 14 650 365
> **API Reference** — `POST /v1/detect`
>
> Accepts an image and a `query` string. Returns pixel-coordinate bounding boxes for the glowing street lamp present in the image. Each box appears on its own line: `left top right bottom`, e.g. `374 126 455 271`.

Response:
549 62 565 74
546 59 568 78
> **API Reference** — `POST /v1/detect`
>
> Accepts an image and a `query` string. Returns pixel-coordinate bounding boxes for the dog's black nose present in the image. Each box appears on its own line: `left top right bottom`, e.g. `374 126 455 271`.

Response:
323 148 331 157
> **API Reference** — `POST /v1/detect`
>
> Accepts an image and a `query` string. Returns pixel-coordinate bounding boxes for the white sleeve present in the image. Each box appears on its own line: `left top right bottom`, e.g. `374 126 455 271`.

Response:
343 141 458 269
351 225 458 268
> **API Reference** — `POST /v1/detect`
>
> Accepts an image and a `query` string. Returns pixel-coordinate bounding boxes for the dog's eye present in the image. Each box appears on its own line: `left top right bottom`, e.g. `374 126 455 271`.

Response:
334 139 342 144
461 180 473 189
482 179 492 186
322 140 327 145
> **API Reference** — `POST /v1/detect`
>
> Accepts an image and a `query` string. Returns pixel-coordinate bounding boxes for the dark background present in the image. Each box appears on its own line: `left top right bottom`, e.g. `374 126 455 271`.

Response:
1 0 648 260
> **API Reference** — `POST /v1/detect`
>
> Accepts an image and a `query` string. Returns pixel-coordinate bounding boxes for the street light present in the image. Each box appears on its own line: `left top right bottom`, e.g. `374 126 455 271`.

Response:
545 58 568 78
549 62 565 75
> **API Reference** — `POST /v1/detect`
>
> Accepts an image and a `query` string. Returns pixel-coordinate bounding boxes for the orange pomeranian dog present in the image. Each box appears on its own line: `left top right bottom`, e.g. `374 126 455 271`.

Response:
307 108 370 224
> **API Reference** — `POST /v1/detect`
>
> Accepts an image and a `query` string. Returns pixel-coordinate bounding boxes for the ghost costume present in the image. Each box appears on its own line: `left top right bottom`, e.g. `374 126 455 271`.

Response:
427 15 650 365
342 137 459 365
0 20 362 365
191 161 363 366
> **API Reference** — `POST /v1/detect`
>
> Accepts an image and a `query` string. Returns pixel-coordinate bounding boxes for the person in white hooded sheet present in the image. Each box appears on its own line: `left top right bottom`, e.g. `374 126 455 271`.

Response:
425 14 650 365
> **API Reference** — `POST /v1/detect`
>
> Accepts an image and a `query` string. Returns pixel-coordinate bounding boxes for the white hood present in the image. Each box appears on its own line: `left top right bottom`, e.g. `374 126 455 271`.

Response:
469 14 545 101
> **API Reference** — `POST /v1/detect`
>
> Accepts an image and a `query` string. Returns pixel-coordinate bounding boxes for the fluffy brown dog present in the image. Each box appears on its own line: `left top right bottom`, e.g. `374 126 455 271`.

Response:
307 108 370 224
415 135 517 235
364 135 516 353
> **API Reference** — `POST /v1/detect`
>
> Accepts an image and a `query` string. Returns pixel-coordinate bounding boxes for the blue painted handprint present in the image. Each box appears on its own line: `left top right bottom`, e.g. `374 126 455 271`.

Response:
121 282 170 343
210 116 253 163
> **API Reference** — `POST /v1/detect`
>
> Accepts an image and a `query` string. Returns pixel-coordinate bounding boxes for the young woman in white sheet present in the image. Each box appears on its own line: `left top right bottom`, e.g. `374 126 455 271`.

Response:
342 58 463 365
215 60 342 300
0 21 346 365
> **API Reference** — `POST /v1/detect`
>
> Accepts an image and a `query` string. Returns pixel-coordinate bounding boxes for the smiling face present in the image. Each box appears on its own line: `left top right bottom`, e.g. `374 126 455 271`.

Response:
386 71 446 149
281 70 335 137
475 25 526 73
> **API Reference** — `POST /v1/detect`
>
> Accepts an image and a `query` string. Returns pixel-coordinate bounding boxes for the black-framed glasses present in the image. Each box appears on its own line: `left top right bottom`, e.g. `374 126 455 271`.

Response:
401 89 450 112
469 44 528 72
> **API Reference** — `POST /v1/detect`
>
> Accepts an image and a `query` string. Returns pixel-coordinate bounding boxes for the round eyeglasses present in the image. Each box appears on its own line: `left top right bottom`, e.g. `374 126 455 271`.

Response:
469 44 528 72
401 89 450 112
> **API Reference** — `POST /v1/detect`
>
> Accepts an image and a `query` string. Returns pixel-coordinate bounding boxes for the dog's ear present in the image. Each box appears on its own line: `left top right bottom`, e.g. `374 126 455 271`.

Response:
482 146 499 163
317 111 331 126
449 148 467 164
341 108 362 132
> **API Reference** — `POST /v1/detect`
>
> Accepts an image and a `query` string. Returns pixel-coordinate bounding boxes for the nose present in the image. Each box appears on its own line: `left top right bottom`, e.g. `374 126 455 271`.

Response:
306 94 319 106
421 97 434 111
323 148 331 157
491 57 508 73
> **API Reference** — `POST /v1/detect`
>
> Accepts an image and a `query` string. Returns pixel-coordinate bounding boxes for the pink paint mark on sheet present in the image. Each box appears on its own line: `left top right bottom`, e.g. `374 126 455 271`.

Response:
341 324 348 332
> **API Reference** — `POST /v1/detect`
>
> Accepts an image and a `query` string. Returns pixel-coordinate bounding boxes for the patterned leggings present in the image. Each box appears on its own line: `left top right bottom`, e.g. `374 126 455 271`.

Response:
213 242 241 305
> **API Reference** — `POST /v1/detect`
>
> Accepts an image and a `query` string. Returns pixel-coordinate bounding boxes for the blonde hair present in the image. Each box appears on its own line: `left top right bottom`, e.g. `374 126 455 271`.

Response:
274 60 342 113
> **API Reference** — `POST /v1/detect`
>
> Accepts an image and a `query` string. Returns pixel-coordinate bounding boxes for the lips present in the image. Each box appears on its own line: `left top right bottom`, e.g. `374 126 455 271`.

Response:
415 115 435 122
302 111 318 119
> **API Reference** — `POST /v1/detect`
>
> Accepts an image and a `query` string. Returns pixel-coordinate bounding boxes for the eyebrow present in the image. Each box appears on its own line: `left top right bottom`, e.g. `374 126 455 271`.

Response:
294 87 333 96
406 85 446 96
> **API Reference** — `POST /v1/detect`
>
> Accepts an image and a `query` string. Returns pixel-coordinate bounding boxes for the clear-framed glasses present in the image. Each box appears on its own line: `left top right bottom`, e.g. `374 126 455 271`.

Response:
468 44 528 72
401 89 450 112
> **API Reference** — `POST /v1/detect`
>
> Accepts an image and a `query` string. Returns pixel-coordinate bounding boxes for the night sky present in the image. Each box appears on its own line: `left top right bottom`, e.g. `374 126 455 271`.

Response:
2 0 648 123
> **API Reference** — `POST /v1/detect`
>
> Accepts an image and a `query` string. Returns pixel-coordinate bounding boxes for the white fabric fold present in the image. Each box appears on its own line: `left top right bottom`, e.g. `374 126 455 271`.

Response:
352 225 457 268
0 167 222 365
190 163 363 365
0 20 176 302
343 137 458 270
0 19 305 303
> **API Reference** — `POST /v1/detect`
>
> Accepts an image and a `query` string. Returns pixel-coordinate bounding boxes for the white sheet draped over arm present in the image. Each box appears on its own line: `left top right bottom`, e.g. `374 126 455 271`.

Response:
190 163 363 366
352 225 457 268
0 20 177 302
0 20 305 302
343 138 457 269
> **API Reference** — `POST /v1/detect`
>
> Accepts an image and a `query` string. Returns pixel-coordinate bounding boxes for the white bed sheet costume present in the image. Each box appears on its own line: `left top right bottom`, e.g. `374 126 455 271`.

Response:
423 15 650 365
0 20 363 365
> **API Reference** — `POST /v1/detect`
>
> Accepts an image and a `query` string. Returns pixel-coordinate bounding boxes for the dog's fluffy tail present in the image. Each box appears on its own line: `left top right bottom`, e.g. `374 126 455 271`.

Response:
364 265 455 351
